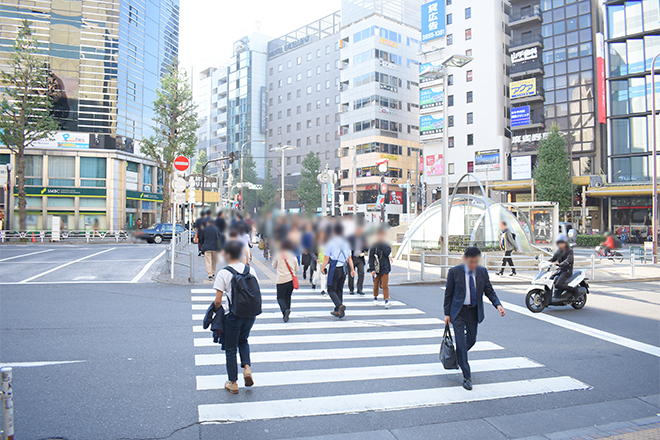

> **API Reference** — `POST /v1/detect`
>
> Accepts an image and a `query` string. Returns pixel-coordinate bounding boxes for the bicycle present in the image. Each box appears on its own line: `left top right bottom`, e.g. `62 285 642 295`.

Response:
592 246 624 263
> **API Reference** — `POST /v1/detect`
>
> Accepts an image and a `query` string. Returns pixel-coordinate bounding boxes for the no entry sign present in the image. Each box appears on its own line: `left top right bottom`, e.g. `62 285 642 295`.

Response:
174 156 190 172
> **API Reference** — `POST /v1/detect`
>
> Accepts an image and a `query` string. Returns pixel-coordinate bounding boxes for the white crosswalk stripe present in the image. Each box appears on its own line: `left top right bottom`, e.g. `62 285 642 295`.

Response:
189 281 589 423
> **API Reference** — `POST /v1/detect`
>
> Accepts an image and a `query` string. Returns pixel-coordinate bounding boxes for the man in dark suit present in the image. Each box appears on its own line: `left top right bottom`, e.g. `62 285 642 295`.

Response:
444 247 506 390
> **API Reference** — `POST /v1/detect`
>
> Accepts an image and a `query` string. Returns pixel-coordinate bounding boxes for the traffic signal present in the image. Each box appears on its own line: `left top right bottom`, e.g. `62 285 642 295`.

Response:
229 151 235 164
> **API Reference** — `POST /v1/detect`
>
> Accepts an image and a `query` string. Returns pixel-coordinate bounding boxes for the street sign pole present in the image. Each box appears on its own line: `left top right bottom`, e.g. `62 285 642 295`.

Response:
171 199 176 279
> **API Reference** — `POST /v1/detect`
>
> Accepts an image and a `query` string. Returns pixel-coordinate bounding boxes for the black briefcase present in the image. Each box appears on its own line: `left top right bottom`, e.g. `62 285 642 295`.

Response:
439 323 459 370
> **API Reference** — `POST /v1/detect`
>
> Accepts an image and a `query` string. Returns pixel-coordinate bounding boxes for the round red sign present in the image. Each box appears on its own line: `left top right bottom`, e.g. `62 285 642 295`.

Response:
379 182 388 195
173 156 190 172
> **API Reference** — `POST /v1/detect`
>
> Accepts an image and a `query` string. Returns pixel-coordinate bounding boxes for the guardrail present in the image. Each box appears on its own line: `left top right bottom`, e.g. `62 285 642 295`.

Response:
0 230 129 243
164 231 194 283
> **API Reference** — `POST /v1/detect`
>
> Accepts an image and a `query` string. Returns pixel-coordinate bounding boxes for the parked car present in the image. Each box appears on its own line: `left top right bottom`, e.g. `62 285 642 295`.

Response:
558 222 577 244
136 223 185 244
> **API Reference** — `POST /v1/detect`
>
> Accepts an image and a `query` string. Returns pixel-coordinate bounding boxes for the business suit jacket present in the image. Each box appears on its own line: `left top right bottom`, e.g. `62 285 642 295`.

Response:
444 264 501 323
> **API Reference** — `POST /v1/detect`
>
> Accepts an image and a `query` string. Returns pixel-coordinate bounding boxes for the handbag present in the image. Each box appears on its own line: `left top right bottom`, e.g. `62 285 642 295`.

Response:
258 239 265 250
439 323 459 370
284 258 299 290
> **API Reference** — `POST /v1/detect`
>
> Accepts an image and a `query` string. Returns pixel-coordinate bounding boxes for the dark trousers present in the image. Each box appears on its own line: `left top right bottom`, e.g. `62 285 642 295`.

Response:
348 256 365 293
500 250 515 273
554 271 575 297
453 305 479 380
328 267 347 311
224 314 256 382
276 281 294 313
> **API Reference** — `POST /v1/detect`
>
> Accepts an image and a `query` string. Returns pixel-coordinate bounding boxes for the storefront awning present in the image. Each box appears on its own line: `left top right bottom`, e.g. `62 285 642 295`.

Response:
489 176 594 191
585 184 656 197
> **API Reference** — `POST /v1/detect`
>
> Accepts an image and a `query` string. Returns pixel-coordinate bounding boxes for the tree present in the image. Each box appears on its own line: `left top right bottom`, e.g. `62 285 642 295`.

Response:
297 152 322 213
533 125 572 213
259 160 277 211
141 61 199 223
239 152 258 212
0 20 59 231
193 149 207 174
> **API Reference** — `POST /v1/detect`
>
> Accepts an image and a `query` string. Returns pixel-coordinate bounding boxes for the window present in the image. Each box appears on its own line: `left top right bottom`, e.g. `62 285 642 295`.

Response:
465 29 472 40
466 70 473 82
297 89 302 98
466 91 473 103
447 13 452 25
287 60 292 69
287 156 292 165
448 136 455 148
307 69 312 78
24 155 43 185
316 117 321 126
278 64 283 72
446 0 451 4
326 45 330 54
447 34 453 45
296 139 301 147
297 57 302 65
307 120 312 128
317 66 321 75
297 122 301 130
316 83 321 92
448 95 454 107
287 124 291 133
467 112 473 124
316 135 321 144
316 49 321 58
287 93 292 101
448 74 454 86
448 115 454 127
326 63 330 72
465 7 471 19
277 127 282 135
325 97 330 106
465 49 472 57
307 103 312 111
325 115 330 124
448 163 455 175
325 133 330 142
325 80 330 89
277 111 282 119
48 156 75 186
297 73 302 81
287 76 292 85
306 137 312 146
297 106 301 114
316 100 321 109
80 157 106 187
307 86 312 95
269 67 273 76
467 134 474 145
307 52 312 61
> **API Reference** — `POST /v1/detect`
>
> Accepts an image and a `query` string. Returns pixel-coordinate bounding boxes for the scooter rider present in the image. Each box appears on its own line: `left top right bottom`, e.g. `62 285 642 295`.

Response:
550 234 575 299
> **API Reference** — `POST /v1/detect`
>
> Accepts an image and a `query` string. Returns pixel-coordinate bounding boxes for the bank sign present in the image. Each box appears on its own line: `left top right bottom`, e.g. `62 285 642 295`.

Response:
421 1 446 43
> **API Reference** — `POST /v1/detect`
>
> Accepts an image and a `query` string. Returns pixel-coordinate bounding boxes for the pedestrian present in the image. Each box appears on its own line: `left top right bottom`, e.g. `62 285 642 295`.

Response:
216 210 227 249
320 222 355 319
444 247 506 391
213 240 262 394
271 239 299 322
368 227 393 308
301 223 314 279
194 211 209 256
229 228 250 265
200 220 220 280
497 221 518 276
348 224 368 295
313 228 328 295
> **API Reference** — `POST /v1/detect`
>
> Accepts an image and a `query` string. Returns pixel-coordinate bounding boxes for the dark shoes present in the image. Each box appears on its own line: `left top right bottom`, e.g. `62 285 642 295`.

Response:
496 271 503 276
349 291 355 295
283 309 291 322
463 378 473 391
358 291 364 295
330 310 339 317
338 305 346 318
303 273 307 280
509 272 516 276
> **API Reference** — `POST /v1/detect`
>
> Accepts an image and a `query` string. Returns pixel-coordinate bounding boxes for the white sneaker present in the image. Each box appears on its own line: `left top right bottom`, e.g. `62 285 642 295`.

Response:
373 298 378 306
385 301 391 309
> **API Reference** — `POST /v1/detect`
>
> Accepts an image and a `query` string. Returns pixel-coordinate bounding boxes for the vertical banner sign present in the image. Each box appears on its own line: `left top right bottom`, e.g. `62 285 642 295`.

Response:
260 87 267 134
421 1 446 43
596 33 606 125
420 155 424 172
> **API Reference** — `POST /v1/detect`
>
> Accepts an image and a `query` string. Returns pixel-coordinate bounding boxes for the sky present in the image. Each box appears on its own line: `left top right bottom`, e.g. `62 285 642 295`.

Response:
179 0 342 72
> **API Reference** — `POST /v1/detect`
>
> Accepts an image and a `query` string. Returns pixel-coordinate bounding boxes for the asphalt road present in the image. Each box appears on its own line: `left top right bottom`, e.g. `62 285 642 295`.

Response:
0 244 658 440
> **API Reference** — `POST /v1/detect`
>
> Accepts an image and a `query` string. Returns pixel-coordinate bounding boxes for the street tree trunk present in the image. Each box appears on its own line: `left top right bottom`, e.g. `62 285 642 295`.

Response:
161 170 171 223
17 140 27 231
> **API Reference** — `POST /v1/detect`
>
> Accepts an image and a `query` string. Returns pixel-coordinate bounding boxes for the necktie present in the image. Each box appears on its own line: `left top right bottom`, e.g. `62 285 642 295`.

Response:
468 271 477 306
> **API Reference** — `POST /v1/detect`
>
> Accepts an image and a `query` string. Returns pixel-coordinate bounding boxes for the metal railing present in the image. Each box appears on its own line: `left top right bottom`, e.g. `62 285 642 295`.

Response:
510 33 543 49
0 230 129 243
164 231 194 283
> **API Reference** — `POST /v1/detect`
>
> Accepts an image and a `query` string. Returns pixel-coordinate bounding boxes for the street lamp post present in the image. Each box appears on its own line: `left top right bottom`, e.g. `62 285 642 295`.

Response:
650 53 659 263
238 140 266 207
270 145 296 211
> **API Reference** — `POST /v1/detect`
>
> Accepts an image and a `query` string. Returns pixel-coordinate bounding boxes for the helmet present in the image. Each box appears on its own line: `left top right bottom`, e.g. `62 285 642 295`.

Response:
556 233 568 244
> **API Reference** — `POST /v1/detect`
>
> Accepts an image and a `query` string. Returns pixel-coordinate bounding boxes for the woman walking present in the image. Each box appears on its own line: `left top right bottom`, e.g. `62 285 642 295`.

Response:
368 228 393 308
271 239 299 322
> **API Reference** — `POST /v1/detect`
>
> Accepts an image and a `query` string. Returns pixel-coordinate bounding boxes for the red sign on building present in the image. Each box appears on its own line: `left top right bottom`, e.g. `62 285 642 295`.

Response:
596 33 606 125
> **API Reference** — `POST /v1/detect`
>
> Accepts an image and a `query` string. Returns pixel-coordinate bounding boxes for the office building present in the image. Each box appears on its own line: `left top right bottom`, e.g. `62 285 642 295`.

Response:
419 0 510 205
265 12 341 211
602 0 659 240
226 33 271 180
0 0 179 231
338 0 423 224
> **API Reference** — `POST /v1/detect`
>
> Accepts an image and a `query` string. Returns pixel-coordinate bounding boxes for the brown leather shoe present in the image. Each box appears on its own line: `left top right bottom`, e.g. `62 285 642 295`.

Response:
243 366 254 387
224 381 238 394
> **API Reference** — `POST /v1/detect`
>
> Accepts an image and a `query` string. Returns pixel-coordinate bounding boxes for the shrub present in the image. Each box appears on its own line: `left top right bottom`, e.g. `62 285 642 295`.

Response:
576 234 605 247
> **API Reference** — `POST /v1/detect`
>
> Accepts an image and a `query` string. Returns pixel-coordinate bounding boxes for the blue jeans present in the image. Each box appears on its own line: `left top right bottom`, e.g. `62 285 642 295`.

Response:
224 314 256 381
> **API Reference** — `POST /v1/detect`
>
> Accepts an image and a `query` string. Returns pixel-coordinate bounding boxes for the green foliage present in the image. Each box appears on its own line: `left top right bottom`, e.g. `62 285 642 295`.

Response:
193 149 207 174
259 160 277 211
240 153 259 212
0 19 59 231
576 234 605 247
141 61 199 222
533 125 572 213
297 152 322 213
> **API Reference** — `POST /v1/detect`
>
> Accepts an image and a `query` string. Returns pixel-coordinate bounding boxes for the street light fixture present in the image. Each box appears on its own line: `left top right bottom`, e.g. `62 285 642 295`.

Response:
270 145 296 211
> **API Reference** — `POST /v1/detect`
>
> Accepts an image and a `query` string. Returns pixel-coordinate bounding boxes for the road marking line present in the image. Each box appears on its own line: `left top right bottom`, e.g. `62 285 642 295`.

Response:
131 250 166 283
190 301 406 311
502 301 660 358
192 317 443 333
196 357 542 390
198 376 588 422
194 342 502 366
0 280 135 285
191 288 323 294
194 328 443 347
0 360 86 368
0 249 54 262
18 248 116 283
192 308 424 321
191 295 374 302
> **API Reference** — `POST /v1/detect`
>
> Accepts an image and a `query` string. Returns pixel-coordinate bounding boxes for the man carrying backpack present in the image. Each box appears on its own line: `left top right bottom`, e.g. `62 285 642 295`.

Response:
213 240 262 394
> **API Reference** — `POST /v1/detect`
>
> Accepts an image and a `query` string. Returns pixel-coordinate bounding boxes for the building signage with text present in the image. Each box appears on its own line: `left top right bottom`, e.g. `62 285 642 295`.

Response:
510 78 536 99
596 33 606 124
420 114 443 140
421 0 446 43
511 155 532 180
260 87 267 134
32 131 90 149
268 35 311 59
474 150 500 172
420 87 444 112
15 187 106 197
510 106 531 127
511 47 538 64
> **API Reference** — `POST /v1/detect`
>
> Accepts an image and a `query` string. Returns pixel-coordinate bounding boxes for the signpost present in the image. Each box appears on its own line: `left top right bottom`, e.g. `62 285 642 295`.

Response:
170 174 187 278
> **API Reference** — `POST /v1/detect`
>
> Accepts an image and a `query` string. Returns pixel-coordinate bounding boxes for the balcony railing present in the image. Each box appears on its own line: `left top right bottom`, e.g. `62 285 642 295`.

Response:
510 33 543 49
510 6 541 24
511 58 544 76
511 112 545 130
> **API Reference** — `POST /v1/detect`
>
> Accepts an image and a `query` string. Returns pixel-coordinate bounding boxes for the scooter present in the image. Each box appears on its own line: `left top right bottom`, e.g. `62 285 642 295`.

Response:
524 261 590 313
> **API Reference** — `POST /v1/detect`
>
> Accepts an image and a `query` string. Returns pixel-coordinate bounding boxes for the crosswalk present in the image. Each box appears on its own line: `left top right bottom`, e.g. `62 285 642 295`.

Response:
190 287 589 424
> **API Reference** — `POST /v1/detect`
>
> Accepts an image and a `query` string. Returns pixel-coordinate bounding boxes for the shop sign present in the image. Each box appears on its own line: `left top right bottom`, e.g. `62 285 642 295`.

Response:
511 155 532 180
511 106 530 127
380 107 397 115
15 187 106 197
32 131 90 149
389 191 403 204
510 78 536 99
511 47 538 64
379 83 398 92
380 60 397 70
421 0 446 42
379 38 398 48
126 190 163 202
474 150 501 172
512 132 549 144
380 154 398 161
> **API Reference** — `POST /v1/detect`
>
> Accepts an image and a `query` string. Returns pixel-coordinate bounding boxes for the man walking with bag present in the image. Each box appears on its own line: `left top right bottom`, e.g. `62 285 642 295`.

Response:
213 240 262 394
348 224 368 295
200 220 221 280
444 247 506 390
320 223 355 319
497 221 518 276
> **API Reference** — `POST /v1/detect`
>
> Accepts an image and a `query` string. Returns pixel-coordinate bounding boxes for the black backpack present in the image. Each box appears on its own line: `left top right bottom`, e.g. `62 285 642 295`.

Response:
225 266 262 318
